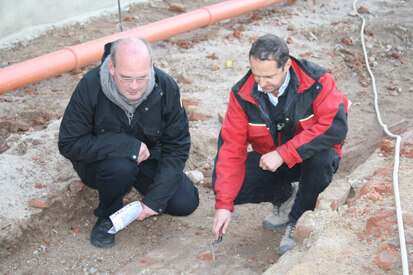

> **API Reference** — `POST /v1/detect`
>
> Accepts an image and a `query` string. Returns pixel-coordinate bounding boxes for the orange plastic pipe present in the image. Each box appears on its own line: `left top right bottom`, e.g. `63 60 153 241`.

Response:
0 0 284 95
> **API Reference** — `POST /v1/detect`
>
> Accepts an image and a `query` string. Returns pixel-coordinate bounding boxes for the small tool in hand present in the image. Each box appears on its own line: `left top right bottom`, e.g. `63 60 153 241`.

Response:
209 236 222 266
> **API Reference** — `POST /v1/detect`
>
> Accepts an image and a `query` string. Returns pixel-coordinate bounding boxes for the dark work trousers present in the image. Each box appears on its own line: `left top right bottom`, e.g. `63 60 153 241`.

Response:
213 148 340 223
72 158 199 219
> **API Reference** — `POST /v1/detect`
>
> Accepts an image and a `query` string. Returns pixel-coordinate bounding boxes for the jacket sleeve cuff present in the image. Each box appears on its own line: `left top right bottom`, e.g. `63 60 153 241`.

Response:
129 141 141 162
215 200 234 212
142 198 165 214
278 145 302 168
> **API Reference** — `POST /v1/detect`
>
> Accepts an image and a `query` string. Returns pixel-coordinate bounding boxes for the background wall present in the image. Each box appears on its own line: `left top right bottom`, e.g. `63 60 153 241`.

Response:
0 0 146 48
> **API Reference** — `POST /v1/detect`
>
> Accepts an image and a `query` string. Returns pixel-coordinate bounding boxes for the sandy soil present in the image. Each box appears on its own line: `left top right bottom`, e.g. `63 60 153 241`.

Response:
0 0 412 274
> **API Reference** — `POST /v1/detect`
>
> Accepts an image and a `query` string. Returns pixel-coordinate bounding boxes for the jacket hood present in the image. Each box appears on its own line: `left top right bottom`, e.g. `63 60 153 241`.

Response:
101 41 114 64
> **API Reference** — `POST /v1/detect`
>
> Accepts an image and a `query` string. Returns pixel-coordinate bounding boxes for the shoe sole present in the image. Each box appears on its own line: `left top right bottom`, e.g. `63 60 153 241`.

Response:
278 244 294 255
91 239 115 248
262 220 289 231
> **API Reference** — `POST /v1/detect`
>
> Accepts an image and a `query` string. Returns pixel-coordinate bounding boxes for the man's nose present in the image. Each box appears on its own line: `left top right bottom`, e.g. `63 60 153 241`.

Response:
129 79 140 89
258 78 267 87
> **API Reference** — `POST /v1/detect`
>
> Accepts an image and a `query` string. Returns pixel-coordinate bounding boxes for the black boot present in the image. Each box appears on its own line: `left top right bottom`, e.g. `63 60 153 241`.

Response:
91 218 115 248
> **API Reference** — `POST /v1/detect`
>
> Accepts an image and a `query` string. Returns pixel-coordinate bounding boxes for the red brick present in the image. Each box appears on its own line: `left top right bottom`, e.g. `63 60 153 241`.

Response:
29 200 50 209
380 139 395 156
373 180 393 196
372 166 393 178
35 116 45 125
35 183 43 189
367 192 381 202
374 245 397 271
299 52 312 57
168 3 186 13
177 74 192 84
403 213 413 226
391 52 400 59
68 181 84 192
342 37 352 45
365 208 396 238
32 155 42 161
206 53 218 59
294 211 314 243
401 147 413 158
359 183 374 197
188 111 208 122
357 6 370 14
8 120 30 132
182 98 199 109
233 30 242 39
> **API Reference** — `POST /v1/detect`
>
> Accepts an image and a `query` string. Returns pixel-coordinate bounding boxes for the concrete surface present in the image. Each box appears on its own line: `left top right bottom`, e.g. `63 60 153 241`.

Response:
0 0 148 48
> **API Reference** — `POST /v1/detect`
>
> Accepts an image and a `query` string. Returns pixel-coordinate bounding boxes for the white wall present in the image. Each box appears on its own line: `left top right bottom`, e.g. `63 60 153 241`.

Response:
0 0 147 48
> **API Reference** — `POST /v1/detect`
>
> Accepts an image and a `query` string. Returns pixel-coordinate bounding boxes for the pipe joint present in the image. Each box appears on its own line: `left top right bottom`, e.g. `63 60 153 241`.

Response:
199 7 215 26
63 46 80 71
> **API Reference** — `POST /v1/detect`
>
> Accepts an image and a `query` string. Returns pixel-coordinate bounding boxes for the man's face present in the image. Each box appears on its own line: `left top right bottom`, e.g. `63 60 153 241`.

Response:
250 56 291 95
108 46 152 101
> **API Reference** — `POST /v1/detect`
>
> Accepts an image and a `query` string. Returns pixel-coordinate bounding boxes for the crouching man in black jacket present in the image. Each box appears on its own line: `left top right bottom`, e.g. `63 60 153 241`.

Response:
58 37 199 248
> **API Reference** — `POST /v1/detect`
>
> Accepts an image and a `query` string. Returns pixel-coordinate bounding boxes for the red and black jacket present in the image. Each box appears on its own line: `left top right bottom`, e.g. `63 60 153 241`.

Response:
214 57 349 211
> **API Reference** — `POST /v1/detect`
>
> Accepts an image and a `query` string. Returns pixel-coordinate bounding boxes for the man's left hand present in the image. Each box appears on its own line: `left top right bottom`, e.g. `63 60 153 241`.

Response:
137 142 150 164
259 150 284 172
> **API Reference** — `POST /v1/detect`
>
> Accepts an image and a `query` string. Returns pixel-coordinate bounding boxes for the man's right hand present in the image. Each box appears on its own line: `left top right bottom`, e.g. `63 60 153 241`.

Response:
212 209 231 240
136 202 158 221
137 142 150 164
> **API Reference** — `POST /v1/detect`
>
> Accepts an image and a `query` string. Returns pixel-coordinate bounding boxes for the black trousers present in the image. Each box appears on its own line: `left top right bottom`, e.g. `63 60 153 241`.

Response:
72 158 199 219
213 148 340 223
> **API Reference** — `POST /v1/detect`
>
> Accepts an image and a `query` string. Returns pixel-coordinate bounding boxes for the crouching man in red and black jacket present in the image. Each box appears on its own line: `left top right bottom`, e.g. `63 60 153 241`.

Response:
211 34 348 255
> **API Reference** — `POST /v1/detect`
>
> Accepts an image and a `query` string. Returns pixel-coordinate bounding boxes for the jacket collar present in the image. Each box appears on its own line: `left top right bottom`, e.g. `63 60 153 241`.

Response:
235 57 321 104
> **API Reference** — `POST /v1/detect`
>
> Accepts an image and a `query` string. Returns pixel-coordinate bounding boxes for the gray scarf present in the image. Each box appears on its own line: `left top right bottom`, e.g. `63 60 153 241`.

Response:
100 56 156 124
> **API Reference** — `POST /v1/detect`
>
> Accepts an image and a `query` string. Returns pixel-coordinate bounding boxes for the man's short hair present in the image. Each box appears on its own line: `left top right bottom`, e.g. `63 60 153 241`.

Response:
249 34 289 69
110 37 153 67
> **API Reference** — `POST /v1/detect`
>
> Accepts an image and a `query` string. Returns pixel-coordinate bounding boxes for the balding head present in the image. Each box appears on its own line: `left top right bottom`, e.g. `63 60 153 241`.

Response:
107 37 155 101
110 37 153 69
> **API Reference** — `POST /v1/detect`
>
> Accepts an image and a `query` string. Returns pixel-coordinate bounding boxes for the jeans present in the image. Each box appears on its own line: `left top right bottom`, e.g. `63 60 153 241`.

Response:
213 148 340 223
72 158 199 218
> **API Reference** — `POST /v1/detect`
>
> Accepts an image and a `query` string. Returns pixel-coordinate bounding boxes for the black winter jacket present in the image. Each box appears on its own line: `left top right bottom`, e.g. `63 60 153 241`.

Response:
58 48 190 214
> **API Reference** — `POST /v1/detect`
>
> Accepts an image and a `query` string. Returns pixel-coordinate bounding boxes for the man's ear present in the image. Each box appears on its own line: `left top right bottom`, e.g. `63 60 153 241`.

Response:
107 58 115 76
283 59 292 72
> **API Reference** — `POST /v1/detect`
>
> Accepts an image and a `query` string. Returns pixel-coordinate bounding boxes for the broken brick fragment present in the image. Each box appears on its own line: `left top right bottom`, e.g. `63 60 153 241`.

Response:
342 37 352 46
29 200 50 209
169 3 186 13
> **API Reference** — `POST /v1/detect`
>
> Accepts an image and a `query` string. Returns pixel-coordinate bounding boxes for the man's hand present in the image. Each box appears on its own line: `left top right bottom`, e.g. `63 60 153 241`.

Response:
137 142 150 164
259 150 284 172
212 209 231 240
136 202 158 221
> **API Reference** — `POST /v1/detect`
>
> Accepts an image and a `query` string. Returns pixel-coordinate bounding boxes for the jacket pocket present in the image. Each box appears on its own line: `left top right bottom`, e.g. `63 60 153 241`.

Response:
143 127 162 146
247 124 269 138
93 123 122 135
297 114 315 131
247 124 274 150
